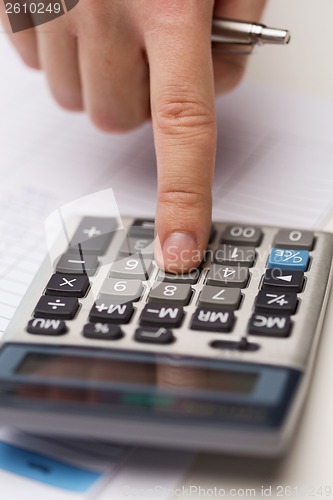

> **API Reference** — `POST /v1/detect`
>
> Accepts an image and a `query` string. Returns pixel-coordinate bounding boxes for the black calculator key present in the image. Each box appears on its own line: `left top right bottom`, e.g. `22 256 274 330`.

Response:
27 318 67 336
140 304 184 327
89 302 134 324
83 323 124 340
69 217 117 255
134 327 175 345
255 291 298 314
221 225 262 247
45 273 89 297
248 313 292 337
191 309 235 332
273 229 314 250
206 264 249 288
34 296 79 319
211 338 260 352
262 268 304 293
56 253 99 276
128 219 155 237
214 245 256 267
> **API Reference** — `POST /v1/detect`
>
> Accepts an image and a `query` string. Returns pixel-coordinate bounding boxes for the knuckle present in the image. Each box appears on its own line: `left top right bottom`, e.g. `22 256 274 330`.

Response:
158 185 209 212
89 108 141 133
155 86 216 136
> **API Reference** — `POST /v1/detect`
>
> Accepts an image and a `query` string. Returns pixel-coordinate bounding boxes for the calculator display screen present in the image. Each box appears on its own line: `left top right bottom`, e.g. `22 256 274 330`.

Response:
15 352 258 395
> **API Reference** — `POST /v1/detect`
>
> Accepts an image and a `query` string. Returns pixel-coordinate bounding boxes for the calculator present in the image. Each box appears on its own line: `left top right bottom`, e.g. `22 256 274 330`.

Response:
1 216 333 456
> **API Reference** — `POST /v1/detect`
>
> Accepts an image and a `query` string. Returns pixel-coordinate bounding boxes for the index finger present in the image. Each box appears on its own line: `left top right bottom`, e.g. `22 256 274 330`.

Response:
143 0 216 272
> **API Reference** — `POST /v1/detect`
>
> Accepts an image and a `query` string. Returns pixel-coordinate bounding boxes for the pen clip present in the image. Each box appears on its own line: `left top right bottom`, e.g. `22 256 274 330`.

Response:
212 42 255 56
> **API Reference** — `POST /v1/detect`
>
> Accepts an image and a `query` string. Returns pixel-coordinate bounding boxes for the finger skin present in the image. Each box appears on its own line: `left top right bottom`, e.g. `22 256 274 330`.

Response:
76 1 150 132
144 0 217 272
36 16 83 111
0 3 39 69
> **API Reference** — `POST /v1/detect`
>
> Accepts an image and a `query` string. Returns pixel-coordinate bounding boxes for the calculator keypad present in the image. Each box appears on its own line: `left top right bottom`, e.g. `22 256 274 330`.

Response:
22 217 333 371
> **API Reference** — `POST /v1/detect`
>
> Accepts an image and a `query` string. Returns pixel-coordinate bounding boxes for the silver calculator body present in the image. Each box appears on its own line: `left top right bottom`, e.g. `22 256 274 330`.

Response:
0 217 333 456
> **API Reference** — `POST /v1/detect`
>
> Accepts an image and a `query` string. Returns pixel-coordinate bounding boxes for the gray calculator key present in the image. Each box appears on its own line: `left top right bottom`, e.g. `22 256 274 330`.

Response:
100 278 143 302
119 237 154 257
110 256 153 280
214 245 256 267
69 217 117 255
273 229 314 250
128 219 155 237
221 225 262 246
157 268 200 284
207 264 249 288
148 282 192 305
199 286 241 309
56 253 98 276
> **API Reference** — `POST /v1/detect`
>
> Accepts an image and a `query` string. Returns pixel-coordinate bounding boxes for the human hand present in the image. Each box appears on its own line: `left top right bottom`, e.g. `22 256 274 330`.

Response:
0 0 266 272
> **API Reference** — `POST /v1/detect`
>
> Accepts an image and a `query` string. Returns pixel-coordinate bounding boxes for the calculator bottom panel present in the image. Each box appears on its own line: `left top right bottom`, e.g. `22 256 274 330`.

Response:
0 344 301 455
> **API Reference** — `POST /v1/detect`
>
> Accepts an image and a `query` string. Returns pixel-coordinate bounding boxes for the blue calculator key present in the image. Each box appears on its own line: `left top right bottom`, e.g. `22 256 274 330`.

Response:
268 248 309 271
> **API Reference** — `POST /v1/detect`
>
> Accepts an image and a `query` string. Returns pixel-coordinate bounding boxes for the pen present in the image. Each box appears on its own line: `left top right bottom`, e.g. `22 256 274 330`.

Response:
212 17 290 49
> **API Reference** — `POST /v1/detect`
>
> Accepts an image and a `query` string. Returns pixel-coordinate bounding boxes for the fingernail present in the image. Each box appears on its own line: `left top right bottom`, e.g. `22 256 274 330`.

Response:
162 232 197 271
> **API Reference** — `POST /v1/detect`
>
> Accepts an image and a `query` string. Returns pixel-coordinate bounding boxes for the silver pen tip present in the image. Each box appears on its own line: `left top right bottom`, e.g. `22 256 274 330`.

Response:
261 27 291 45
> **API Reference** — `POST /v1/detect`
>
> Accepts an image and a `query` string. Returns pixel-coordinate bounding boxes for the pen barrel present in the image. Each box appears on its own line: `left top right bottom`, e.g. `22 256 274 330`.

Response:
212 18 290 46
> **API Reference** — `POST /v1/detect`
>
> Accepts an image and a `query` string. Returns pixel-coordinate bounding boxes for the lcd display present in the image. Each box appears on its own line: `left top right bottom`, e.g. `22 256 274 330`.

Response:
16 352 258 394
